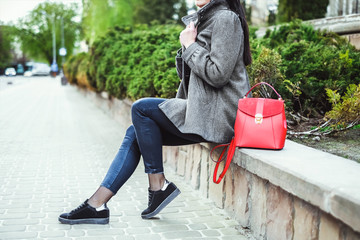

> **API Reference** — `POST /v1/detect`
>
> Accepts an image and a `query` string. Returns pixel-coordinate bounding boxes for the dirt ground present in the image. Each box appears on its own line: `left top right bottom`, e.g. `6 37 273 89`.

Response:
287 118 360 163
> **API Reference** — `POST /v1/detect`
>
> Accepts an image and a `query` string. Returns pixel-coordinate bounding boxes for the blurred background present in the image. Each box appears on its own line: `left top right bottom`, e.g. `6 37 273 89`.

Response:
1 0 358 77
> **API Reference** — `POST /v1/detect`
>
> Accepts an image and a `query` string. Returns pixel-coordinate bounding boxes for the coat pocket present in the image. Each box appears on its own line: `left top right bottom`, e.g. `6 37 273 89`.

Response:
193 77 215 104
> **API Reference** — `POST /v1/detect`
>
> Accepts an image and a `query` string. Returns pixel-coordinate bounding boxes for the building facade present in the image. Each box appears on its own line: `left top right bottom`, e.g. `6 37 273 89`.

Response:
327 0 359 17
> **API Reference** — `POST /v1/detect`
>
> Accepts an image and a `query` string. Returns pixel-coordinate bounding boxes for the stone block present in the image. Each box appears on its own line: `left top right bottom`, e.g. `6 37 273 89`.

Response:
330 191 360 233
209 159 225 208
185 145 194 182
177 149 187 176
266 185 294 240
191 144 202 189
232 166 250 227
319 213 341 240
293 198 319 240
200 148 210 198
249 176 267 239
167 147 179 170
224 164 234 214
345 227 360 240
349 33 360 50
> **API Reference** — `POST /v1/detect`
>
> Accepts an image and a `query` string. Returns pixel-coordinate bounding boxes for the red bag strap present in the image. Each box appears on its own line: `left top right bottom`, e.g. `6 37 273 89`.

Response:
245 82 282 99
211 138 236 184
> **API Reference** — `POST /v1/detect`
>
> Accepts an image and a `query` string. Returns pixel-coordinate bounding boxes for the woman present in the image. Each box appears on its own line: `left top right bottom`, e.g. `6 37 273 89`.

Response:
59 0 252 224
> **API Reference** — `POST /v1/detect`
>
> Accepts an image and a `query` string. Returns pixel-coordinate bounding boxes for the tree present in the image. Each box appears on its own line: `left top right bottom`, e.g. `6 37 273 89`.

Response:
277 0 329 23
134 0 179 24
0 24 15 71
81 0 140 44
16 2 80 65
176 0 189 25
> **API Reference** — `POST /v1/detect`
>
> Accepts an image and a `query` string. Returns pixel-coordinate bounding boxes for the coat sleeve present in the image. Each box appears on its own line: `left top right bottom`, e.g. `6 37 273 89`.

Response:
182 11 243 89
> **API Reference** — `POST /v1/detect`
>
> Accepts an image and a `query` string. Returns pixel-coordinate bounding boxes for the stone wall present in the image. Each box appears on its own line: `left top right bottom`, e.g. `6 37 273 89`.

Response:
163 143 360 240
77 87 360 240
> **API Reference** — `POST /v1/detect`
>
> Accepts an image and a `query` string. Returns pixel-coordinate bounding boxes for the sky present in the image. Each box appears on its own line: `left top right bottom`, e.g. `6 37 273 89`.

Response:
0 0 82 24
0 0 196 24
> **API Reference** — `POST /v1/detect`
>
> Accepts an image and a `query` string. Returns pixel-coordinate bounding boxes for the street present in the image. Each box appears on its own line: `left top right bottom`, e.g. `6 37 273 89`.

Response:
0 76 248 240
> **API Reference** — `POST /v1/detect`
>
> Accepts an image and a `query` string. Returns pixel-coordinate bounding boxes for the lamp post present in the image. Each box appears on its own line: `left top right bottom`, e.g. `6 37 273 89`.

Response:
59 16 67 72
50 13 58 77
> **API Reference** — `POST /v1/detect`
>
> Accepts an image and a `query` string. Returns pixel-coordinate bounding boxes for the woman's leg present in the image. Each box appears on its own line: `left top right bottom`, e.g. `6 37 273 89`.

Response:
88 125 141 207
58 125 141 224
131 98 205 219
59 97 205 223
131 98 204 189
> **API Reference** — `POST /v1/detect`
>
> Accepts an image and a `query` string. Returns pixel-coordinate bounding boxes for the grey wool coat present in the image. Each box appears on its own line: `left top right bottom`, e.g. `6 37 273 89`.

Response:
159 0 251 143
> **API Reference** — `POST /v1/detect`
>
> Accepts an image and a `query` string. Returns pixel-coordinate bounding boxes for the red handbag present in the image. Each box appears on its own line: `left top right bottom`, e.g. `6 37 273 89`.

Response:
212 82 287 184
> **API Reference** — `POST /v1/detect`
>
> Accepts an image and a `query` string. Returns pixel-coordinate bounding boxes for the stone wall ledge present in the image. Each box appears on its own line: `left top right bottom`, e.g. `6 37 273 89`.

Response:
202 140 360 233
256 14 360 37
76 87 360 238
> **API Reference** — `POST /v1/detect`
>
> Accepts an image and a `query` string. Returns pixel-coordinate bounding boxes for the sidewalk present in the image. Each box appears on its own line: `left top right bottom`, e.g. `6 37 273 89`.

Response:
0 77 249 240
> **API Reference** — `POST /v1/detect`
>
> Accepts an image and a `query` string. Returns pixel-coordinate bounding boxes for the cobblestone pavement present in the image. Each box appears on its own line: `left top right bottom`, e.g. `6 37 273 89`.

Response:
0 77 249 240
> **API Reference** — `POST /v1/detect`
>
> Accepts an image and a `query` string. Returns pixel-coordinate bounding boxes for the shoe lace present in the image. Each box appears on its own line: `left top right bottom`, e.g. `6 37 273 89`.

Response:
70 202 87 214
148 191 155 206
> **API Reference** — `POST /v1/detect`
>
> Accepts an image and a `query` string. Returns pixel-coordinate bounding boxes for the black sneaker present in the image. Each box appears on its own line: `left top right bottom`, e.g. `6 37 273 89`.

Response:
58 200 109 224
141 181 181 219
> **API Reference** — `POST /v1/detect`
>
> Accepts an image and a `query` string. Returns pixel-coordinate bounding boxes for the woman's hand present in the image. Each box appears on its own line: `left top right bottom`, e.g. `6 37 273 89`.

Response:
180 21 197 49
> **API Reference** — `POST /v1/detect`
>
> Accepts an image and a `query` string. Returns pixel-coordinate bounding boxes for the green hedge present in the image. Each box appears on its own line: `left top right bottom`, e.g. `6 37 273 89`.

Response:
86 24 182 100
65 20 360 117
250 20 360 115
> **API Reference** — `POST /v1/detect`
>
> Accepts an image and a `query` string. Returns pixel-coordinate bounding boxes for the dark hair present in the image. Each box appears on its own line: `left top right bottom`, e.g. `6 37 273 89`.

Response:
225 0 252 66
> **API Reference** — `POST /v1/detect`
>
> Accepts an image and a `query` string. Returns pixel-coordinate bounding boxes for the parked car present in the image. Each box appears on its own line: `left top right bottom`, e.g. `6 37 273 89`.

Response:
25 62 50 76
5 68 16 76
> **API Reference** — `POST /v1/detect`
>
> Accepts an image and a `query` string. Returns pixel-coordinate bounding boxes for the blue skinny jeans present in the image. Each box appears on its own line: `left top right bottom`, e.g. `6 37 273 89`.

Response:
101 98 205 194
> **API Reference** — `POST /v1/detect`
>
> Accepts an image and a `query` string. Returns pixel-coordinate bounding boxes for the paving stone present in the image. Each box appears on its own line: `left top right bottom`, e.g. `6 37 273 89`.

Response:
0 225 26 232
39 230 66 238
110 222 129 228
2 219 39 226
188 223 208 230
27 225 46 231
133 233 162 240
66 229 86 237
162 230 203 239
0 213 28 220
222 235 249 240
47 224 71 231
115 236 135 240
201 229 222 237
87 228 125 236
0 231 38 239
77 237 114 240
125 227 151 235
152 224 189 233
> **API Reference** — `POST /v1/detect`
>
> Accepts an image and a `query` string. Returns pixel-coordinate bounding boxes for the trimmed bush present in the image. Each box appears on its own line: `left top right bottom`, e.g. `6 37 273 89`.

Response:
64 20 360 120
251 20 360 115
86 24 182 100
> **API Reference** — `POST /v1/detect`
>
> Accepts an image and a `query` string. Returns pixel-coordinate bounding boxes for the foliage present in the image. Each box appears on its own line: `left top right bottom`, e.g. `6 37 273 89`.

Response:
63 52 88 86
176 0 189 25
325 84 360 126
255 20 360 115
0 24 16 70
81 0 140 44
277 0 329 23
82 0 188 44
65 20 360 124
81 23 182 100
247 47 285 99
134 0 179 25
16 2 80 65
